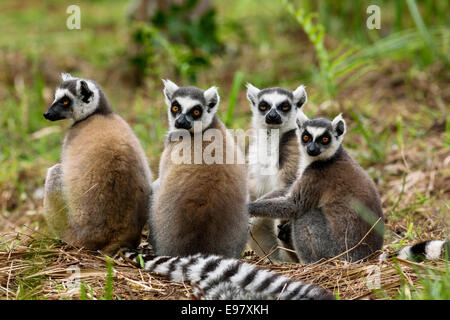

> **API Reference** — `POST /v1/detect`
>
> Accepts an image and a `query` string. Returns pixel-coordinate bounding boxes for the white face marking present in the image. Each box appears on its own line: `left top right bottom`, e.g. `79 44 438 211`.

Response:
250 92 297 132
163 81 220 134
52 80 100 122
54 88 75 103
259 92 289 109
305 126 326 138
297 125 343 177
167 96 205 133
175 96 201 113
167 96 218 134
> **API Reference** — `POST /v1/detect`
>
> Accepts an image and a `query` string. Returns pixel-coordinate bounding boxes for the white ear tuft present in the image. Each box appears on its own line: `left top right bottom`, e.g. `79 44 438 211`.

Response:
204 86 219 102
332 113 346 136
204 86 220 111
246 83 260 106
162 79 179 102
61 73 73 81
293 85 307 108
296 110 309 128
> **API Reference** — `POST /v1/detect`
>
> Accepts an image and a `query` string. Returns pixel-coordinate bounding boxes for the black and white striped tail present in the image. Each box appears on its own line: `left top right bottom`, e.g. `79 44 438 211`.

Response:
120 251 334 300
396 240 449 262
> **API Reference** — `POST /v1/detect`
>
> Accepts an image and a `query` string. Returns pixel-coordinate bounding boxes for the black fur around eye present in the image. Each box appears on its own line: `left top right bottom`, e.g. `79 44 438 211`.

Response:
301 132 311 143
190 106 203 119
171 101 181 114
278 102 291 112
59 96 71 106
319 134 331 145
258 101 269 112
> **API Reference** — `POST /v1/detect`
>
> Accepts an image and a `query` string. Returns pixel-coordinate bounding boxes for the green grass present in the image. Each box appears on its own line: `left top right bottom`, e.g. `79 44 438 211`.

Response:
396 260 450 300
222 71 244 128
102 258 115 300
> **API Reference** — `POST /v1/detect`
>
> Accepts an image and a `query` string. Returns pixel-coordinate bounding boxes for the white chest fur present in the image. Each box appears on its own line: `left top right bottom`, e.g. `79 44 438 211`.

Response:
248 129 283 198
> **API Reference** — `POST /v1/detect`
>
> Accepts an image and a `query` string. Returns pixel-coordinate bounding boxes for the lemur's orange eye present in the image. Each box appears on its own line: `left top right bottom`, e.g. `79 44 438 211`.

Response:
302 135 309 142
322 137 329 143
63 100 68 105
193 109 200 116
172 106 179 112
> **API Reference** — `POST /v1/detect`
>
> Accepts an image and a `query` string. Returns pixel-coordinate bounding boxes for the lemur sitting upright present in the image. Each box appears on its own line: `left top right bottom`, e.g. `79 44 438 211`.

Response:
246 83 307 262
149 80 248 258
43 74 152 254
248 113 385 263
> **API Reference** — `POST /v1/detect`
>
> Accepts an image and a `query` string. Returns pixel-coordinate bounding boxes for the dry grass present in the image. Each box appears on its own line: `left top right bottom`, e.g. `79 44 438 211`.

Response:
0 230 447 300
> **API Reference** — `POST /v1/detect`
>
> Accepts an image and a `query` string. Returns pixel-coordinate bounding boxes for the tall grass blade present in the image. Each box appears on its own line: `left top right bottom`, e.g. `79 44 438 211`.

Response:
406 0 448 64
225 71 244 128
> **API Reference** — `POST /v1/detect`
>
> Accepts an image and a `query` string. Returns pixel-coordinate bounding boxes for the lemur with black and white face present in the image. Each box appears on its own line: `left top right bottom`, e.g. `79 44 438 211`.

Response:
246 83 307 262
248 113 385 263
43 74 152 254
149 80 248 258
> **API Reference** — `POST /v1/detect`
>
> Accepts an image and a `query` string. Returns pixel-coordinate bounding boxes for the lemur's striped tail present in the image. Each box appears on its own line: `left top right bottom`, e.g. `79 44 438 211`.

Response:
120 250 334 300
396 240 449 262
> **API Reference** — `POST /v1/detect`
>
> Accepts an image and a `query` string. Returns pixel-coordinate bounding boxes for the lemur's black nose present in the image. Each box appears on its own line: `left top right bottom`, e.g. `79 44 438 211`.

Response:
43 108 64 121
265 110 282 125
175 114 192 130
307 144 321 156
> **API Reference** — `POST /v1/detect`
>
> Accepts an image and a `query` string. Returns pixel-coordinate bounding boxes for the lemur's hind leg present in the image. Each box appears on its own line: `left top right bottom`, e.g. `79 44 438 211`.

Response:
292 208 343 264
43 164 70 239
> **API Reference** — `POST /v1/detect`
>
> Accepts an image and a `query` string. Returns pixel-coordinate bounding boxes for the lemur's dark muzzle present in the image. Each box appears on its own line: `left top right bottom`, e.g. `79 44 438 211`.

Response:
175 114 192 130
307 143 321 156
265 109 282 125
43 103 65 121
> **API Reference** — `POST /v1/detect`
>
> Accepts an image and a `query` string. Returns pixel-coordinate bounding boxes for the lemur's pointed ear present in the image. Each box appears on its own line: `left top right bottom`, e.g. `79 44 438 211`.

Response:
79 80 93 103
162 79 179 105
246 83 260 107
293 85 307 109
332 113 346 136
296 110 309 128
204 86 220 112
61 73 73 81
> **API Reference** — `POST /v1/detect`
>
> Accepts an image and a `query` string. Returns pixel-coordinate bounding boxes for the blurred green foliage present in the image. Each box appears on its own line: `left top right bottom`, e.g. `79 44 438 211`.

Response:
283 0 449 96
129 0 223 83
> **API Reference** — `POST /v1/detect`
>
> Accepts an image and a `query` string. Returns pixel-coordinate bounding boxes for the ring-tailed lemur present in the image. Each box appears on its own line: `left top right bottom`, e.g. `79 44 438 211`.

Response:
120 249 334 300
246 84 307 262
149 80 248 258
248 113 385 263
43 73 152 254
